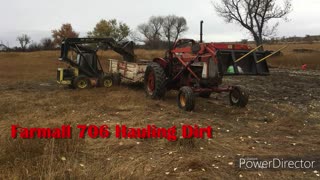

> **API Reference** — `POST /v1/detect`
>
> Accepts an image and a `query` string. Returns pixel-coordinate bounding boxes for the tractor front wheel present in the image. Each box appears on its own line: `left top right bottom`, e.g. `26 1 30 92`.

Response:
177 86 195 112
229 86 249 107
73 76 91 89
144 62 166 99
98 75 113 88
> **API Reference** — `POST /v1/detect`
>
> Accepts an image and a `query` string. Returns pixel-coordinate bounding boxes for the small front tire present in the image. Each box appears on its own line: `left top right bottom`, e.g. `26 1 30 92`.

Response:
229 86 249 107
177 86 195 112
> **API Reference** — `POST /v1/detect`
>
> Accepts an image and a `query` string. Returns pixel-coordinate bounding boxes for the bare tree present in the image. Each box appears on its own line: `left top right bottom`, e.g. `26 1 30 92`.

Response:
214 0 292 48
137 16 164 49
136 24 152 43
173 17 188 43
16 34 31 50
28 42 42 51
41 38 54 50
163 15 177 48
149 16 164 42
129 30 144 43
163 15 188 49
137 15 188 49
0 40 10 51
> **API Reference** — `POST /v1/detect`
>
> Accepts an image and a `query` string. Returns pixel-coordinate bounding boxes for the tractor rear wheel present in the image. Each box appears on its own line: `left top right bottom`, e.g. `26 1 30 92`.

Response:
73 76 91 89
229 86 249 107
177 86 195 112
98 75 113 88
144 62 166 99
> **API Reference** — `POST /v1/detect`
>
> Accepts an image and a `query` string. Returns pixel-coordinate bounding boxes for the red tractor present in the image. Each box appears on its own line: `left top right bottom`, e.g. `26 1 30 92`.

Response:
144 21 276 111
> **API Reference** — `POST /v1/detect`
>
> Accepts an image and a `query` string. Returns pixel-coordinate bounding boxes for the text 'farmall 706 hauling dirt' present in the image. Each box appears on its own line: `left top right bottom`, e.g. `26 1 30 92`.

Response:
144 21 284 111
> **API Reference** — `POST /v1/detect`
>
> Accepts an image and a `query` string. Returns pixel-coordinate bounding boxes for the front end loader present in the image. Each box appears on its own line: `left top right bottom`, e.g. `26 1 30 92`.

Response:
57 38 135 89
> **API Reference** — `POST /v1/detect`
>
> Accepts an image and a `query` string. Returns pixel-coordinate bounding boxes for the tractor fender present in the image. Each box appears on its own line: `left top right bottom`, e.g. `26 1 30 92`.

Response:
152 58 168 69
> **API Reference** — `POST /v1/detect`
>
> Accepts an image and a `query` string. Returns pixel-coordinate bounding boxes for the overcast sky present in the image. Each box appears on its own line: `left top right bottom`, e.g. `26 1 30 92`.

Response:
0 0 319 47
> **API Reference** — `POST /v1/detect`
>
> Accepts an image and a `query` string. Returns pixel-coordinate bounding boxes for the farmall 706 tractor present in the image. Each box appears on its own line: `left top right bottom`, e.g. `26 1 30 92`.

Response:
144 21 281 111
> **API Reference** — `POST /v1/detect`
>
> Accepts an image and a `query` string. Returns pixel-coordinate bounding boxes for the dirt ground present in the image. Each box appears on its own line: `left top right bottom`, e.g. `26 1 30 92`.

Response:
0 51 319 179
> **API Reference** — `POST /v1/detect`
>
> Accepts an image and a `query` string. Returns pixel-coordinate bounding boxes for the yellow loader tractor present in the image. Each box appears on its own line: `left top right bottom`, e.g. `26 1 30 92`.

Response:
57 38 135 89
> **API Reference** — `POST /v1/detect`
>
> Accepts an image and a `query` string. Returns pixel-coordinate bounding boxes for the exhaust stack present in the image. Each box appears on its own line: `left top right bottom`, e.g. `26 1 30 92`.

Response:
200 20 204 43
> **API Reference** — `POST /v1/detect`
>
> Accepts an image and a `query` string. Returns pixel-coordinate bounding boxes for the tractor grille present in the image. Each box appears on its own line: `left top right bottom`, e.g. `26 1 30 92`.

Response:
208 58 219 79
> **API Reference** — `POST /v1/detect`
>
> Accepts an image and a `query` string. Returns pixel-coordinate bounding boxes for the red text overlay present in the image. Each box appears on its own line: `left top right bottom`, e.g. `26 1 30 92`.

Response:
11 124 213 141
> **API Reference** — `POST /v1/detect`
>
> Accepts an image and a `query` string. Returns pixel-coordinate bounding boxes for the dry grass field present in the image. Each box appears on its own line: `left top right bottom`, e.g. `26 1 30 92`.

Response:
265 43 320 69
0 44 319 179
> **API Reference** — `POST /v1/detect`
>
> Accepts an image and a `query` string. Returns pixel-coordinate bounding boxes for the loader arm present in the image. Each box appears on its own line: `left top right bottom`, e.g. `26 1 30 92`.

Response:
59 38 136 63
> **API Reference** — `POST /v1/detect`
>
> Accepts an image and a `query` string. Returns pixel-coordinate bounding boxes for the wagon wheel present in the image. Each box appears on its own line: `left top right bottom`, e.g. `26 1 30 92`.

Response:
73 76 91 89
98 75 113 88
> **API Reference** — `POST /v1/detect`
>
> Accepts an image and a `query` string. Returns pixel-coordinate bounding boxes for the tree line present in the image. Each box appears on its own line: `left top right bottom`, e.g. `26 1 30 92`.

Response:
2 0 295 52
4 15 188 52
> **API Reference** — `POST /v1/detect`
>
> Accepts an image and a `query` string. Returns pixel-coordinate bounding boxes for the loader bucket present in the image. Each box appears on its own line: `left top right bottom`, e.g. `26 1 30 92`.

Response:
216 49 271 76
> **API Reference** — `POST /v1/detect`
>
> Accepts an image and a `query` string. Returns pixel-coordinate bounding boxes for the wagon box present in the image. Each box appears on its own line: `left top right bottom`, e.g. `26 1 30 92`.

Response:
109 59 149 83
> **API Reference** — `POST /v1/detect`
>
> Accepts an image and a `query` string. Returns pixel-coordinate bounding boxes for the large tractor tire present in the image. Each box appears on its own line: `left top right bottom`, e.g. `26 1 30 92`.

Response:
144 62 166 99
229 86 249 107
112 73 121 86
98 75 113 88
73 76 91 89
177 86 195 112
